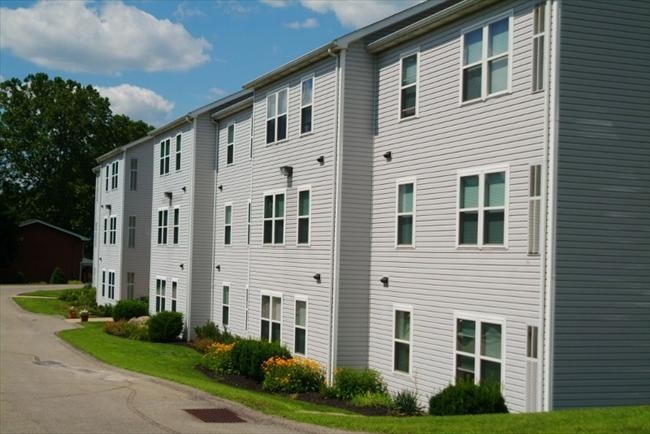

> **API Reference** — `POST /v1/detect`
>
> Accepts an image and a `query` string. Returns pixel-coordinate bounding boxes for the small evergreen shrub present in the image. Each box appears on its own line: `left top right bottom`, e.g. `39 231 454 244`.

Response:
229 338 290 381
261 356 324 394
329 368 386 401
49 267 66 284
393 390 424 416
200 342 236 375
350 391 394 409
428 381 508 416
112 299 149 321
193 321 236 343
148 311 183 342
90 303 113 318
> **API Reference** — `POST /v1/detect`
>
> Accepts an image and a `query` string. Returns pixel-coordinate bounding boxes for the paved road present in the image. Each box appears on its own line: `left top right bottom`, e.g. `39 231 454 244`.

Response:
1 284 351 434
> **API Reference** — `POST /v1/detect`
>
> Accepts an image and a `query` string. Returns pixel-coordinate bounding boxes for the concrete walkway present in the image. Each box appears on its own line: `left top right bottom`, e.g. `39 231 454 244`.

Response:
1 284 352 434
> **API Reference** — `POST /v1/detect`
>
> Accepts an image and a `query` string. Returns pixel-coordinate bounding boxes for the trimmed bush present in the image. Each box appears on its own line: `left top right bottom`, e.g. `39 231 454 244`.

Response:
261 356 325 394
428 381 508 416
350 391 394 409
148 311 184 342
229 338 290 381
112 299 148 321
200 342 236 375
193 321 236 343
90 303 113 318
393 390 424 416
49 267 65 284
329 368 386 401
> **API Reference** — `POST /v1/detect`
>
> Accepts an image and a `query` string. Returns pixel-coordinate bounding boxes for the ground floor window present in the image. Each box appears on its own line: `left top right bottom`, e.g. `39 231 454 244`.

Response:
394 307 412 373
156 278 166 312
294 298 307 355
455 314 504 384
222 284 230 326
107 271 115 299
101 270 106 297
171 280 177 312
261 293 282 343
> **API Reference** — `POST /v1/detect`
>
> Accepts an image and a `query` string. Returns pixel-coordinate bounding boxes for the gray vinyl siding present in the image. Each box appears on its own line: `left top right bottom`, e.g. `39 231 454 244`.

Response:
367 0 547 412
336 42 374 368
552 0 650 408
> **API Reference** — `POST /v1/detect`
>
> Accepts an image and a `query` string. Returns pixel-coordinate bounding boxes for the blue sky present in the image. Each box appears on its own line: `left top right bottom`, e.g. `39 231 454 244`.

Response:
0 0 420 126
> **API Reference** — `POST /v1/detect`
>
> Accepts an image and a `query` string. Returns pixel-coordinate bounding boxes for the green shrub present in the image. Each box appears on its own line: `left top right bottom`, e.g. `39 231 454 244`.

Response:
49 267 66 284
200 342 236 375
329 368 386 401
112 299 148 321
148 311 183 342
90 303 113 317
193 321 236 343
428 381 508 416
103 320 148 340
393 390 424 416
59 287 96 308
229 338 290 381
261 356 325 394
350 391 394 409
191 338 216 354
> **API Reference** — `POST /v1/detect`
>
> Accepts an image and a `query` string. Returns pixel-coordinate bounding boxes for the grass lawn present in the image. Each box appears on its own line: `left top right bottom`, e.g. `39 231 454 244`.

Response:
57 323 650 434
13 287 83 317
18 288 71 298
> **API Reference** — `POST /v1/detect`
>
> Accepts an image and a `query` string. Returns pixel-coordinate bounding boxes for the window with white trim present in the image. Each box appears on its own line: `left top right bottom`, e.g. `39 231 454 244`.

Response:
171 280 177 312
227 124 234 165
105 166 109 191
103 217 108 244
396 181 415 246
126 272 135 299
111 161 119 190
175 134 181 171
297 188 310 245
528 164 542 255
129 158 138 191
462 15 511 101
127 216 136 248
266 89 288 144
107 271 115 299
527 325 538 359
394 308 411 373
300 77 313 134
109 216 117 244
532 3 546 92
155 278 166 312
400 52 418 118
261 293 281 343
294 299 307 355
263 192 285 244
224 204 232 245
101 270 106 297
173 207 179 245
458 168 507 247
157 209 168 245
160 139 170 175
222 284 230 326
455 316 503 384
247 200 251 245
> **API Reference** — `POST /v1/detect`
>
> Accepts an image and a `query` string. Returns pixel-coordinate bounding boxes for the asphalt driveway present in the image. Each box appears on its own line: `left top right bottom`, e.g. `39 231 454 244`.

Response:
0 284 350 434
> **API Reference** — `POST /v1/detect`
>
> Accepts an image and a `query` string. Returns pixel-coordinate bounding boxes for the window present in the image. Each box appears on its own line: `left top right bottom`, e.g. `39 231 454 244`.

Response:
227 124 235 165
528 164 542 255
171 280 177 312
527 325 538 359
160 139 170 175
247 200 251 245
455 316 503 384
400 52 418 118
155 278 166 312
105 166 109 191
109 216 117 244
111 161 119 190
300 77 313 134
108 271 115 299
394 308 412 373
261 293 282 343
266 89 288 144
458 168 507 247
173 207 180 245
101 270 106 297
175 134 181 171
127 216 136 248
224 204 232 245
222 285 230 326
263 192 285 244
294 298 307 355
396 180 415 246
157 209 168 245
103 217 108 244
532 4 546 92
297 188 310 245
129 158 138 191
462 15 511 101
126 272 135 299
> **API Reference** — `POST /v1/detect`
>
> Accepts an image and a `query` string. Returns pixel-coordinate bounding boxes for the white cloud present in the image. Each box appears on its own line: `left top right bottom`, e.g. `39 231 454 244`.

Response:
285 17 319 30
96 84 174 127
300 0 423 28
260 0 291 7
174 1 206 19
208 87 227 99
216 0 258 15
0 1 211 74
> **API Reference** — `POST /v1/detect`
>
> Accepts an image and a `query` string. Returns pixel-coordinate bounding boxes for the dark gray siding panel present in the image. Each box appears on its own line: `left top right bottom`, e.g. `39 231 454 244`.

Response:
553 0 650 408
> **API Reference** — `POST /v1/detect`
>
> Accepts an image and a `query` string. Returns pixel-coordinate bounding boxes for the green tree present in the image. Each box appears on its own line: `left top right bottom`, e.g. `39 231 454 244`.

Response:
0 73 152 241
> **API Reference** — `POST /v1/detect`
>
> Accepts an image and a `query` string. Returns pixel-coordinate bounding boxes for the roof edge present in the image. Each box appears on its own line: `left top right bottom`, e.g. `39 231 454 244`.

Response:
19 219 90 241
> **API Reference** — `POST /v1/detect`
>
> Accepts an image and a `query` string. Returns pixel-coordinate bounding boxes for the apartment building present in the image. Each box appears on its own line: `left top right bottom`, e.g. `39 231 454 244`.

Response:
93 0 649 413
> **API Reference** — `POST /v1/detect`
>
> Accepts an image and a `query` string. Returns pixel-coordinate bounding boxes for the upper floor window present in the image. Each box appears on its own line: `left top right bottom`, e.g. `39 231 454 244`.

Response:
396 180 415 246
263 192 285 244
458 167 508 247
175 134 181 171
300 77 313 134
247 200 251 246
173 207 180 245
111 161 119 190
129 158 138 191
297 188 310 245
160 139 170 175
528 164 542 255
104 166 109 191
266 89 288 144
109 216 117 244
462 15 511 102
227 124 235 165
532 4 546 92
400 52 418 118
224 204 232 245
157 209 168 245
103 217 108 244
455 315 503 384
127 216 136 248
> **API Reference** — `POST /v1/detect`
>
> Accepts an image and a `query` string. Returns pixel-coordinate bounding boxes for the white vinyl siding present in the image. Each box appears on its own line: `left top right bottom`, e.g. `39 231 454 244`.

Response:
455 313 504 385
261 292 282 343
265 89 288 144
127 216 136 248
399 51 419 118
297 188 310 245
396 179 415 246
300 77 313 134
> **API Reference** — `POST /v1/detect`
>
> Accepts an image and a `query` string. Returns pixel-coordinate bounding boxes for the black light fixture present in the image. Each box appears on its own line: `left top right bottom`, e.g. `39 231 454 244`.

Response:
164 191 173 199
182 186 187 192
218 185 223 191
180 263 184 270
280 165 293 177
316 155 325 165
105 204 112 212
215 264 221 271
313 273 321 283
380 276 389 287
383 151 392 161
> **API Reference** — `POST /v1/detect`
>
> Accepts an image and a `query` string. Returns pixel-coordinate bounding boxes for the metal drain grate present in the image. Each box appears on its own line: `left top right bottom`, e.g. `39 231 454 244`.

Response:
184 408 246 423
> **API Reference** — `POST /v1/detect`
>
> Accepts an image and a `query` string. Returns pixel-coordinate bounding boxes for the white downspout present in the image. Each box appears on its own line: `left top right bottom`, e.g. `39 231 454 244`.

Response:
186 117 198 340
247 93 255 334
210 118 220 323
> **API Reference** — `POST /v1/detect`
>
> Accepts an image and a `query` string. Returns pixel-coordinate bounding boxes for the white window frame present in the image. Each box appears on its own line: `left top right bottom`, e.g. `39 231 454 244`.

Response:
265 88 289 145
101 269 106 297
222 283 230 327
531 3 547 93
155 276 167 312
294 295 308 356
157 208 168 245
226 123 235 166
126 272 135 299
129 158 138 191
175 134 182 171
263 189 286 245
160 139 170 175
392 304 413 375
108 270 115 299
224 203 232 246
104 166 109 191
453 311 506 386
172 206 180 245
527 324 539 360
296 185 311 246
528 163 542 255
260 290 282 344
127 215 136 248
398 49 420 120
395 177 416 248
111 161 119 190
103 217 108 244
459 11 514 104
109 216 117 245
300 75 314 135
171 279 178 312
456 165 509 249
